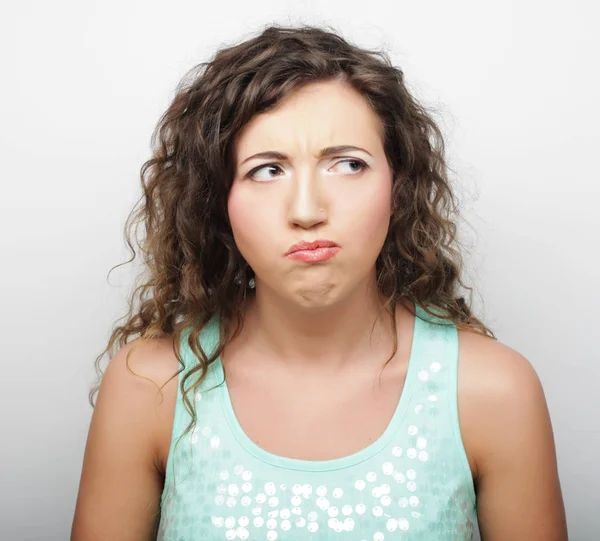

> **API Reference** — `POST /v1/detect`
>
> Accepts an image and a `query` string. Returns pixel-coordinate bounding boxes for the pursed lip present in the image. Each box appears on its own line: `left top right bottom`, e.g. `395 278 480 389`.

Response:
285 239 339 255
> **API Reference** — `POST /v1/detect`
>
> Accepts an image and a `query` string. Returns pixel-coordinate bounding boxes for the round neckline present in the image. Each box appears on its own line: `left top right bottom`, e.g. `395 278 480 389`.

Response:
213 303 425 472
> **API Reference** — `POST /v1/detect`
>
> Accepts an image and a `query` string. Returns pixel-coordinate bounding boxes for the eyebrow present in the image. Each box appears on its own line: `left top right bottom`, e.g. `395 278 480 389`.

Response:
239 145 373 166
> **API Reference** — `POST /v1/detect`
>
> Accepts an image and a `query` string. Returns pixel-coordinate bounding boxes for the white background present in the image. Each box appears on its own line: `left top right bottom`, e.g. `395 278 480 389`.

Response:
1 1 598 539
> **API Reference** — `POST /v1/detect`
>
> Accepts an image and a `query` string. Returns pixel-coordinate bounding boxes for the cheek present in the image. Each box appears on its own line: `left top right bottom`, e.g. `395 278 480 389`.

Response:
340 178 392 250
227 187 275 265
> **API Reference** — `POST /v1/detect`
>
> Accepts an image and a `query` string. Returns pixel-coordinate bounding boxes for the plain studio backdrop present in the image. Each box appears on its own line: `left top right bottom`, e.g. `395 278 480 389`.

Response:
1 1 598 540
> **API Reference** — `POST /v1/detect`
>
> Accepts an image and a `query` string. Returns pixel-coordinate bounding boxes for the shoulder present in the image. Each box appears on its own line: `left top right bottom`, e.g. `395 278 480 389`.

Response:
455 329 549 479
99 335 181 473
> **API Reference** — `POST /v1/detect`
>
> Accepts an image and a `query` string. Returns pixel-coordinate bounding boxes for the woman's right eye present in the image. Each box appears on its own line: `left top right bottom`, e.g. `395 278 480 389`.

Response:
247 164 284 182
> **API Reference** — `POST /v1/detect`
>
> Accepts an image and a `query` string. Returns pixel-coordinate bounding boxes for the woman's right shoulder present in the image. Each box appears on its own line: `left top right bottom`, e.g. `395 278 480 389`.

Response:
99 336 181 473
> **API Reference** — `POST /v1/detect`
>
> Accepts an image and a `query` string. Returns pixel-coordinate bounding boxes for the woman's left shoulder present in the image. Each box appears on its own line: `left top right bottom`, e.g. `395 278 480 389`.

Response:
454 329 552 479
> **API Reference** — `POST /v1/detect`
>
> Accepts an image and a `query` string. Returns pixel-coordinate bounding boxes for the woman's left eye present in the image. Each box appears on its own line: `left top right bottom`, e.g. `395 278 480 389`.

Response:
331 159 367 174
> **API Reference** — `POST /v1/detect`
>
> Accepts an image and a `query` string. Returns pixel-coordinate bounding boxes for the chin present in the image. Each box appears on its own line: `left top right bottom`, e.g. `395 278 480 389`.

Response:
287 281 344 310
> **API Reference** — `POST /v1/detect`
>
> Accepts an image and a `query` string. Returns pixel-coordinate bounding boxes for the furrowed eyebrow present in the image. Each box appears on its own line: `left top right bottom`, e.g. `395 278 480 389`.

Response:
239 145 372 166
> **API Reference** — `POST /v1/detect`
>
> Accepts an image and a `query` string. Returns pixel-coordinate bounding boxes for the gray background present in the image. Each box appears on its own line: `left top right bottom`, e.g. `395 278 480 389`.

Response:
1 1 598 539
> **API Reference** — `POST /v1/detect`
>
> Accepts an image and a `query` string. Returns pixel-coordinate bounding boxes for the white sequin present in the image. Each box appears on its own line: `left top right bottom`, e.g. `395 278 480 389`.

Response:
430 362 441 372
392 446 403 457
268 497 279 507
372 487 382 498
195 391 203 401
302 484 313 498
342 504 353 515
242 470 252 481
215 495 225 505
256 493 266 504
292 484 302 495
225 517 236 529
236 526 248 540
355 503 366 514
407 448 417 459
291 495 301 506
264 482 276 496
281 520 291 531
226 497 236 507
228 484 239 497
266 531 277 541
415 404 424 413
355 479 366 491
406 469 417 480
373 505 383 517
317 485 327 497
242 482 252 493
428 394 438 402
407 481 417 492
411 511 421 518
381 495 391 506
291 507 301 515
399 497 408 507
241 496 251 506
386 518 398 531
316 497 329 510
366 471 377 482
251 507 261 517
344 518 355 531
307 522 319 532
417 437 427 449
201 426 211 437
399 518 410 530
381 484 390 494
382 462 394 475
308 512 318 522
295 517 306 527
408 425 418 436
210 436 220 449
225 529 235 540
333 488 343 498
374 532 385 541
238 517 249 527
219 470 229 480
233 465 244 475
409 496 419 507
418 370 429 381
328 506 339 517
212 516 224 527
266 518 277 529
394 471 406 483
279 508 290 520
419 451 429 462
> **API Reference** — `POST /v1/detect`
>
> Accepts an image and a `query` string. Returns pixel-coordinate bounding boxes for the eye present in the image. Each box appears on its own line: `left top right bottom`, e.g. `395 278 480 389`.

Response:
330 158 368 175
246 163 284 182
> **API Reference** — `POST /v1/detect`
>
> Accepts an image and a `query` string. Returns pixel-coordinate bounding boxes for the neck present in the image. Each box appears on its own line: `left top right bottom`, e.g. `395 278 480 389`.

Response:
241 275 399 372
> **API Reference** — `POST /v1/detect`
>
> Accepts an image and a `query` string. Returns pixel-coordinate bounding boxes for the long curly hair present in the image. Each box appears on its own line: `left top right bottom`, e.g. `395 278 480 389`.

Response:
89 23 494 441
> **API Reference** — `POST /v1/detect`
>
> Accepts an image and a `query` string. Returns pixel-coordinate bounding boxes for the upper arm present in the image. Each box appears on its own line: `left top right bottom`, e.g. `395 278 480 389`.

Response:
71 337 179 541
458 332 568 541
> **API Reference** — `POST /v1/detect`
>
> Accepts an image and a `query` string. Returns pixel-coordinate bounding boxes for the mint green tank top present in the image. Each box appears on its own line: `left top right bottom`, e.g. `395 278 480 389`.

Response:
157 305 477 540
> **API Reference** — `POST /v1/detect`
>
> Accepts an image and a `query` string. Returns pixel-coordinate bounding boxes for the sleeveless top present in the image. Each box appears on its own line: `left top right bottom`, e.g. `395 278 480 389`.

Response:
157 305 477 540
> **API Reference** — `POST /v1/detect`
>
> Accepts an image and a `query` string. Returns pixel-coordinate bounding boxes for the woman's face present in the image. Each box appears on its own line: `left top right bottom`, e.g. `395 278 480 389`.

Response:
228 79 393 309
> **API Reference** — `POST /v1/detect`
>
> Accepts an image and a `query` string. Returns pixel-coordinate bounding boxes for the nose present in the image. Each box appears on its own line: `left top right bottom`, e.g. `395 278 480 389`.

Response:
286 169 326 229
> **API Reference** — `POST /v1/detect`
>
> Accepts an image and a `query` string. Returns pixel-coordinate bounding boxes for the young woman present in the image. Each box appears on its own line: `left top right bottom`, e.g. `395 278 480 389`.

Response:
71 24 568 541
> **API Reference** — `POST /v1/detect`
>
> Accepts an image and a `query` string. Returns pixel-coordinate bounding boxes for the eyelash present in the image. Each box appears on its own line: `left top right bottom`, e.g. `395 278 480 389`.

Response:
245 158 368 181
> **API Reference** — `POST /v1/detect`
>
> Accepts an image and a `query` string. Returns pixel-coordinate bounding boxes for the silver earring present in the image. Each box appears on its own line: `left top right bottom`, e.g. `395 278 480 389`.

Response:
248 277 255 289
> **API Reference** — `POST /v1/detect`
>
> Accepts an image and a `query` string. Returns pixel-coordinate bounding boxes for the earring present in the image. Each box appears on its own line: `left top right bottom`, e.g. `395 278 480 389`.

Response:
248 277 256 289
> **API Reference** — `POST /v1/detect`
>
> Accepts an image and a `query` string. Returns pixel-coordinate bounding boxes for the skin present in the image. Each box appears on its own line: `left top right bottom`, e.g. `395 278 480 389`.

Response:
71 80 568 540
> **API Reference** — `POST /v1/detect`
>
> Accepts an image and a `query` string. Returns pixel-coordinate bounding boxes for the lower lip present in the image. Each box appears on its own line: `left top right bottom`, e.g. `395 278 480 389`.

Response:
287 246 340 262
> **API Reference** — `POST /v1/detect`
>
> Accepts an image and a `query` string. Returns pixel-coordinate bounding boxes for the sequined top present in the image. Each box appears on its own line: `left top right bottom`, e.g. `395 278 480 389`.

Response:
157 305 477 540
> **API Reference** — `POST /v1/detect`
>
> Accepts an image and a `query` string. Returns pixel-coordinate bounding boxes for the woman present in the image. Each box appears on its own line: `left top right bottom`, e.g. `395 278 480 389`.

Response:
71 24 568 541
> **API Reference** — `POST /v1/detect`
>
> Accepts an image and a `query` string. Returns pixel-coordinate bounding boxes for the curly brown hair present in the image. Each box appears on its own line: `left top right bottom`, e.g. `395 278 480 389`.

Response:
89 23 494 442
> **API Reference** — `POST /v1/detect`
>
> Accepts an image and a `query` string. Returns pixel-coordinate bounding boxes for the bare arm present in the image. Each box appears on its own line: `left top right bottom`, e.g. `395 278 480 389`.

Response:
459 333 568 540
71 338 178 541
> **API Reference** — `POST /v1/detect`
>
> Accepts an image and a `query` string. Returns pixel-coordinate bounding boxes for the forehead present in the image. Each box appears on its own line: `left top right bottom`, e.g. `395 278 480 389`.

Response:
234 80 384 159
